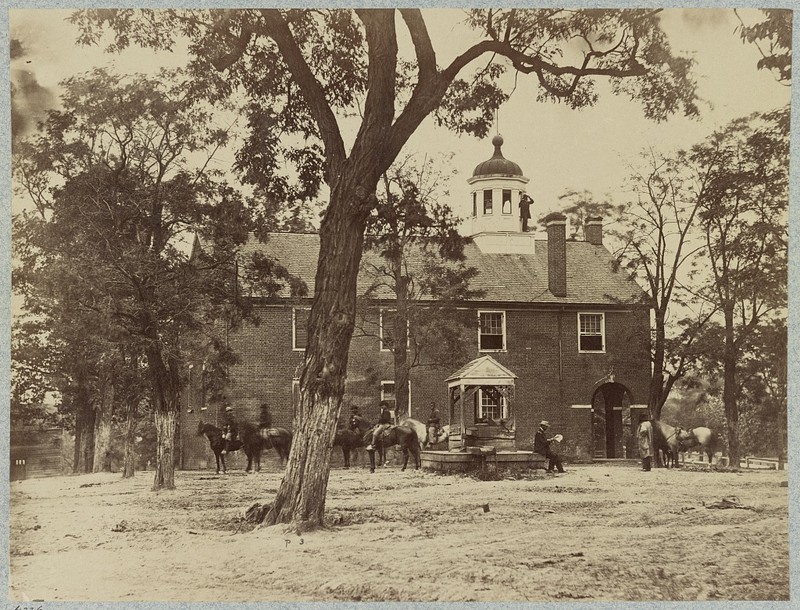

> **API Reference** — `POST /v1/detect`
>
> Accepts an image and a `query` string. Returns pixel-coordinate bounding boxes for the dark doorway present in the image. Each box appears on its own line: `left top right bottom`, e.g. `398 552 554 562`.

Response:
591 383 632 458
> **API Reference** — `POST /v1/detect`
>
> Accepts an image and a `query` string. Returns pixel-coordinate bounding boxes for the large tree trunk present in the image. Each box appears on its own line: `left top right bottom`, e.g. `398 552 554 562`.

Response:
92 380 114 473
147 339 181 491
722 310 739 467
265 178 372 529
73 384 95 473
122 397 138 478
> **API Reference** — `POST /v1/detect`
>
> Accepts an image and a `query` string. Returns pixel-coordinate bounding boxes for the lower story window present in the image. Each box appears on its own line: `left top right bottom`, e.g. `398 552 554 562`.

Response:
476 388 507 422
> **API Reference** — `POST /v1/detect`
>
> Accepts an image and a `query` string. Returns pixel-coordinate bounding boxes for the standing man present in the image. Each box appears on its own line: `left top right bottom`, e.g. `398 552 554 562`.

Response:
426 401 442 448
533 420 565 474
221 406 238 455
367 401 393 451
519 194 533 232
638 414 653 471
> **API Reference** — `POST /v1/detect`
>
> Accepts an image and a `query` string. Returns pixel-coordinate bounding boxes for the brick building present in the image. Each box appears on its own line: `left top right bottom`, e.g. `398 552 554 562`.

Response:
180 135 651 468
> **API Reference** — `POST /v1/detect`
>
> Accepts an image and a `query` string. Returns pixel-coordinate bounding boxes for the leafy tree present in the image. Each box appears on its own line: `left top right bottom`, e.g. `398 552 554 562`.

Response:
13 68 295 489
735 9 792 85
614 150 717 422
692 107 789 467
74 8 700 526
357 155 482 416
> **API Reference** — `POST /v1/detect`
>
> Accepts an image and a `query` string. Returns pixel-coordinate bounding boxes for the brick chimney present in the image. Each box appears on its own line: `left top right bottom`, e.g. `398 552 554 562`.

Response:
545 212 567 297
585 216 603 246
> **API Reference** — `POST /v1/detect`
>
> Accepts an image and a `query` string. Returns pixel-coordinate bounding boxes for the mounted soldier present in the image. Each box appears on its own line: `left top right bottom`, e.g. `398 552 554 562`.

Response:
221 406 238 455
367 401 393 451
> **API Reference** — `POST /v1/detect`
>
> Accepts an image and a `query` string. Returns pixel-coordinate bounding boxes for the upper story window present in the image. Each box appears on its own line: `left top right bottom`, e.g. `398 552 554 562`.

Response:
479 310 506 351
472 192 477 217
578 312 605 353
483 189 493 214
502 190 512 214
293 307 310 351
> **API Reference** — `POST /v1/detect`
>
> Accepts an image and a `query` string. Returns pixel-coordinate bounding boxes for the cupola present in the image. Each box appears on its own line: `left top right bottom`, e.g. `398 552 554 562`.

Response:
466 135 533 253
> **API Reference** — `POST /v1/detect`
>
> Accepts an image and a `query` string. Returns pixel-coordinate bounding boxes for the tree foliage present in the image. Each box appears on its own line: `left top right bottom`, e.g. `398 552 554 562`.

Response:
735 9 792 85
12 68 298 487
357 155 483 414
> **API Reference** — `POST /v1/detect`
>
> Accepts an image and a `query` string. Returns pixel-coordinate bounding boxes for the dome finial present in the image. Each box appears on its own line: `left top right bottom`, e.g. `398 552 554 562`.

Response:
491 134 504 158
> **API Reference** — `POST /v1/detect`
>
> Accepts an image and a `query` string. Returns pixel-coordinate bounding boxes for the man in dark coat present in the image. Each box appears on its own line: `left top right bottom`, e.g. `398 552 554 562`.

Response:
533 420 564 474
349 405 363 431
221 406 238 455
519 194 533 232
259 403 272 429
367 401 393 451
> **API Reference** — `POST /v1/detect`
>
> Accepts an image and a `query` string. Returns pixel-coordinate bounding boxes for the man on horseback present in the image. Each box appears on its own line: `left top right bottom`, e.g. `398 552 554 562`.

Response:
367 401 393 451
259 403 272 429
221 406 238 455
534 420 565 474
425 401 441 449
349 405 363 431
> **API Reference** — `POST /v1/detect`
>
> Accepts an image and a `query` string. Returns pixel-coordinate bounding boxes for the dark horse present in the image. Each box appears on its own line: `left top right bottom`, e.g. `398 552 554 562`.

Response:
259 426 293 466
361 425 421 473
197 421 266 474
197 421 292 474
333 428 364 468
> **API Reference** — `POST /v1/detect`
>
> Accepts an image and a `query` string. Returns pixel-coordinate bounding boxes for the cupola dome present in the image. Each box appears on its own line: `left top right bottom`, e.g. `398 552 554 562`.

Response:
472 134 523 177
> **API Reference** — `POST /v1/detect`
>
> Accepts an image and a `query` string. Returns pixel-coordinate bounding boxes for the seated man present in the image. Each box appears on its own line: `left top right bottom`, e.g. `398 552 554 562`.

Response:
367 401 393 451
258 403 272 429
533 420 565 474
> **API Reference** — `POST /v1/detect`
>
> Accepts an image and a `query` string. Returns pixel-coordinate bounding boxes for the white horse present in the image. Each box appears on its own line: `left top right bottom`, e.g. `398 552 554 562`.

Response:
399 417 449 451
676 426 718 463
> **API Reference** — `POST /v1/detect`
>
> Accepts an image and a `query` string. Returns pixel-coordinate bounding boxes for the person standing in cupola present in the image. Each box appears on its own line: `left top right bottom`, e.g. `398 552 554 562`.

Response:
519 193 533 232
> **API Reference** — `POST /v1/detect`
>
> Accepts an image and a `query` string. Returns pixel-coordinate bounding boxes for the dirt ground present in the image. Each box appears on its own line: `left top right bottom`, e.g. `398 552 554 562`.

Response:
8 458 790 602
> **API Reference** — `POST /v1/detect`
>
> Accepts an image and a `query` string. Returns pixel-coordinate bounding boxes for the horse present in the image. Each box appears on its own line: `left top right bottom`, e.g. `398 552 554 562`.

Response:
333 428 364 468
259 426 293 466
197 421 266 474
362 425 421 473
399 417 449 451
651 420 683 468
676 426 718 464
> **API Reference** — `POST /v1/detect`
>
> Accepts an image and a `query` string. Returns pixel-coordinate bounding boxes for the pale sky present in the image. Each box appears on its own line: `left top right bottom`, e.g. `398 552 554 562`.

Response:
9 8 791 231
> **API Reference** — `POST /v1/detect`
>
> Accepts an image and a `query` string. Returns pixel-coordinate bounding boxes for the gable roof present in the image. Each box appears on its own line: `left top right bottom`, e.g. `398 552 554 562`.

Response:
238 232 646 306
445 355 518 386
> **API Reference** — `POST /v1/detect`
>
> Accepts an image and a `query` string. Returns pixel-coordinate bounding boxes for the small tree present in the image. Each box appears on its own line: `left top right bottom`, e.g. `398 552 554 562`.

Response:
358 155 482 416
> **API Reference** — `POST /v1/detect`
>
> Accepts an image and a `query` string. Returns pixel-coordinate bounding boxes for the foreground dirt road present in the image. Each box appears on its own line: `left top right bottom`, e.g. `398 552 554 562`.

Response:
9 461 789 602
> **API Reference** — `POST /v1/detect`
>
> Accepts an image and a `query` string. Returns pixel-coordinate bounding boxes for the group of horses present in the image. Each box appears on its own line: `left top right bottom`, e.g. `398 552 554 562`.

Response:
333 416 449 473
650 421 717 467
198 413 449 475
197 421 292 474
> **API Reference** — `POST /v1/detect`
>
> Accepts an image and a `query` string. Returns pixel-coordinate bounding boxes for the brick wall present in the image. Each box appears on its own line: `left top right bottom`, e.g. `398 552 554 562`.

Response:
179 302 651 468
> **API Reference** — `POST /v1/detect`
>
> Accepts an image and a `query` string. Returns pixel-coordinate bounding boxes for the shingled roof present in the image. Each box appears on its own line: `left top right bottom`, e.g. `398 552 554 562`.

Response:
238 232 646 306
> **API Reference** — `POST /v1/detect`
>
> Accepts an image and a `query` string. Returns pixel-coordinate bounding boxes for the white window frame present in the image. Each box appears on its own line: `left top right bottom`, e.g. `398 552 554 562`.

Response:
578 312 606 353
477 388 508 421
501 189 513 215
483 189 493 215
380 380 398 422
478 310 506 352
292 307 311 352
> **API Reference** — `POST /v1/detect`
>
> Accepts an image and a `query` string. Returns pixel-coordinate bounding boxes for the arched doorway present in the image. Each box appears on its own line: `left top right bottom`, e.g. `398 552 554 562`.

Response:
591 382 634 458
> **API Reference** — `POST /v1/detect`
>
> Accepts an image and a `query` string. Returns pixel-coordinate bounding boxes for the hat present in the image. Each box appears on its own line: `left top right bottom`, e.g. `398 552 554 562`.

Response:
225 406 234 412
379 400 389 408
351 405 360 412
539 420 550 428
